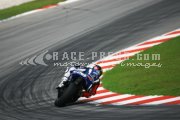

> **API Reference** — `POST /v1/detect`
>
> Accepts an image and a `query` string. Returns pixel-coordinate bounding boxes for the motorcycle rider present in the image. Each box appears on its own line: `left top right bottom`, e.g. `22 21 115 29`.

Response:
57 64 103 98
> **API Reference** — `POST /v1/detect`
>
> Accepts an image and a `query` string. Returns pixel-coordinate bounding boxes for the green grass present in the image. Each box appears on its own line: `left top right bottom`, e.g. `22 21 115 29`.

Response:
102 36 180 96
0 0 65 20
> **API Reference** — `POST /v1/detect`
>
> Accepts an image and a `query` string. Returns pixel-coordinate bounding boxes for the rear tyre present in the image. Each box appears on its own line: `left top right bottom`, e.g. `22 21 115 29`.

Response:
54 81 82 107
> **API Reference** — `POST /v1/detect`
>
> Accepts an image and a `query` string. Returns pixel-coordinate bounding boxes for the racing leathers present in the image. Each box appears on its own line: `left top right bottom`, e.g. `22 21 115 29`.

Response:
58 66 100 98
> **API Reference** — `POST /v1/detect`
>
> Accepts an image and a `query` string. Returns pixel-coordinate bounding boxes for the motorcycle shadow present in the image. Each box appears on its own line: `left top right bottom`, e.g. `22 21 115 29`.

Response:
56 99 90 107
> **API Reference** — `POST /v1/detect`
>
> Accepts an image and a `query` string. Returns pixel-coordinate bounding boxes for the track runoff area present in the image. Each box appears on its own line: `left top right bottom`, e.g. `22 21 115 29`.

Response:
78 28 180 106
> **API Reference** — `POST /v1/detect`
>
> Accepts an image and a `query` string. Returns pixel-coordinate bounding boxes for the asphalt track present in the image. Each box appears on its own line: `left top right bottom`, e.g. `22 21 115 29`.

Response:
0 0 180 120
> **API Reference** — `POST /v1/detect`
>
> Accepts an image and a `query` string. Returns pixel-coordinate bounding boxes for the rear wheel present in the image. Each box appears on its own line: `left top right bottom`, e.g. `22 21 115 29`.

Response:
54 78 83 107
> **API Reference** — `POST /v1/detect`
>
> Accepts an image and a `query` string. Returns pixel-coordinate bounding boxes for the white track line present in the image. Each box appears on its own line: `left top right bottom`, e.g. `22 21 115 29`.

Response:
88 94 133 104
143 97 180 105
0 0 80 23
112 96 161 105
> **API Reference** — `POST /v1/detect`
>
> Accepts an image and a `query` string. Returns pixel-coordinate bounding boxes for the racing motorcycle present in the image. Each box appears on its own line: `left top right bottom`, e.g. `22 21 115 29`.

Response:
54 70 92 107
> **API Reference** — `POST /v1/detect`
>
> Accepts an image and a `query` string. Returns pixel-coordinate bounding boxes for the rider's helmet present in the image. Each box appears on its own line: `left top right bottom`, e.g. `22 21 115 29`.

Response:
93 64 103 77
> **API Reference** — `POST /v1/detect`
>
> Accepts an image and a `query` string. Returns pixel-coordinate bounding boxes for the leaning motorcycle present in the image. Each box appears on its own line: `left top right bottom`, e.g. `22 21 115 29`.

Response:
54 70 92 107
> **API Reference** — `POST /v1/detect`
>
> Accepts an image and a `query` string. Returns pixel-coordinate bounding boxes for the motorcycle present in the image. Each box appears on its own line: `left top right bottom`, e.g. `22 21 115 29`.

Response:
54 70 92 107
